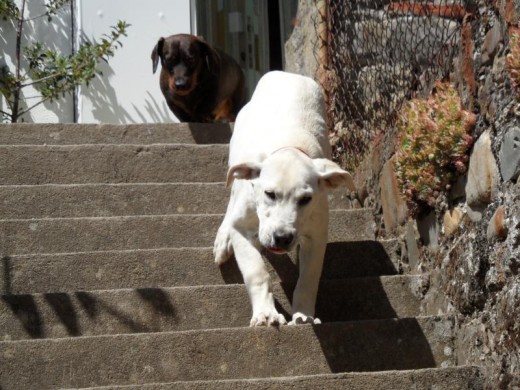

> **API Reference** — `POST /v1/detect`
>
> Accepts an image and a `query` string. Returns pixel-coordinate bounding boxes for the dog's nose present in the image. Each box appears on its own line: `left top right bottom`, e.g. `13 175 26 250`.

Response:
174 78 188 89
273 232 294 249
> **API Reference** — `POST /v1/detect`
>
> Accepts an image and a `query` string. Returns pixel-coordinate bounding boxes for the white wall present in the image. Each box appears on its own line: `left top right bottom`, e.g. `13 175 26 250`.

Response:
77 0 191 123
0 1 74 123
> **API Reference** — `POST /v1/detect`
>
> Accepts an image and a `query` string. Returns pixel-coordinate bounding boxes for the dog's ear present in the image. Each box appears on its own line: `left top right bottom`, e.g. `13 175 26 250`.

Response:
313 158 356 191
226 162 262 188
195 37 218 72
151 37 165 74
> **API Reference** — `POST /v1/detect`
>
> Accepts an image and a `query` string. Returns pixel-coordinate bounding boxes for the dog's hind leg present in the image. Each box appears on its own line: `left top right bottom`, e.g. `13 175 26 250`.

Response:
212 98 235 122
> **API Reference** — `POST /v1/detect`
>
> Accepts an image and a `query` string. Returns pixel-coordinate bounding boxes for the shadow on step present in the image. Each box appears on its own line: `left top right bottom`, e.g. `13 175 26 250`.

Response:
75 288 177 334
321 241 399 279
315 278 400 322
218 240 405 323
1 294 44 338
188 123 232 144
218 240 399 286
313 318 437 372
1 256 12 295
273 276 405 323
1 288 178 339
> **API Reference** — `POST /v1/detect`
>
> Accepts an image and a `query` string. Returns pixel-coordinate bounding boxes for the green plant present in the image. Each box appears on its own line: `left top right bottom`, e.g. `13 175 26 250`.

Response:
394 81 476 215
506 26 520 92
0 0 129 122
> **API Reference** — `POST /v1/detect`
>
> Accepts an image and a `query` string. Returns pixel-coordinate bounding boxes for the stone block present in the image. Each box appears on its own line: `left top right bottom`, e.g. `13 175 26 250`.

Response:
499 127 520 182
487 205 508 241
384 17 460 66
380 157 409 233
358 64 412 117
466 130 500 218
284 0 319 78
404 220 420 273
481 23 502 66
443 207 463 237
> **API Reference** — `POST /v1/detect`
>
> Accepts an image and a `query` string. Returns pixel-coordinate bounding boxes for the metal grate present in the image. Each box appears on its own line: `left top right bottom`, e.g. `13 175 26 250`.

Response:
319 0 467 170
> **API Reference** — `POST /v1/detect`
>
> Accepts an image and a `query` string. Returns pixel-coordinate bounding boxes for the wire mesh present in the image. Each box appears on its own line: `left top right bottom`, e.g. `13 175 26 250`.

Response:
320 0 467 170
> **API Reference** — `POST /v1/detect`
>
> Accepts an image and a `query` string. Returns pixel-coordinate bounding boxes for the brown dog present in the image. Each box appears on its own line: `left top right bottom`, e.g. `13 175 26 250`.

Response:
151 34 246 123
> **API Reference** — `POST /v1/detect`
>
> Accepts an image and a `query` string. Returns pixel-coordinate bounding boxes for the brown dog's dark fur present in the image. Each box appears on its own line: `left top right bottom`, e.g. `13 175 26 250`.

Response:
151 34 246 123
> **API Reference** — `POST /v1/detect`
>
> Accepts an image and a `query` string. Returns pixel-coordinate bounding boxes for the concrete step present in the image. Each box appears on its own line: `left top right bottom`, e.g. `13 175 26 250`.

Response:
1 240 400 294
0 123 232 145
0 316 456 389
0 183 352 219
79 366 483 390
0 209 375 256
0 275 422 340
0 144 229 185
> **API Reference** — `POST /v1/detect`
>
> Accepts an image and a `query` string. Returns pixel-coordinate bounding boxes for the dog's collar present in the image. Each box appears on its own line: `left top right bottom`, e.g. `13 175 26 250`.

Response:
271 146 310 157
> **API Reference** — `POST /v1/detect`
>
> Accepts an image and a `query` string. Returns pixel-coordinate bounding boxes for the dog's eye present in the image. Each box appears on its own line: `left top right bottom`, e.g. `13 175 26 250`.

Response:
264 191 276 201
184 55 195 66
298 196 312 207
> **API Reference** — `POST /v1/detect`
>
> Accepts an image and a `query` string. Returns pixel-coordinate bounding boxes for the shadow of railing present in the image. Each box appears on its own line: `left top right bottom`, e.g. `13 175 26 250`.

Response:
44 293 80 336
1 294 44 338
1 287 178 340
1 256 12 295
74 291 153 334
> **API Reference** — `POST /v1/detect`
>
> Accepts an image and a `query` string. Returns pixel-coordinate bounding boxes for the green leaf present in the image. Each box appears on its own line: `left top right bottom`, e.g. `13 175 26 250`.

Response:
0 0 19 20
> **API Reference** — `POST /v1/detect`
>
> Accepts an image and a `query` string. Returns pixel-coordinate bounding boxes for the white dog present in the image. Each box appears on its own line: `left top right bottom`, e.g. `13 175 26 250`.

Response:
213 71 355 326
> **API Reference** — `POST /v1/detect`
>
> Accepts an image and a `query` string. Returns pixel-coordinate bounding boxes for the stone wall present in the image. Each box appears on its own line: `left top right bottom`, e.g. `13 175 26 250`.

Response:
286 2 520 385
364 2 520 388
284 0 321 78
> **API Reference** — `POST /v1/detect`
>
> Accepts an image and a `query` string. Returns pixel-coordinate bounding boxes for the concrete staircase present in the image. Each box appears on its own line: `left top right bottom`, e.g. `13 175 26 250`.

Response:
0 123 481 389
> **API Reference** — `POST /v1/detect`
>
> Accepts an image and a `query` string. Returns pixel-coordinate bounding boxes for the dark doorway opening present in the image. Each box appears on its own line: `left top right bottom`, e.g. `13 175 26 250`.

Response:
268 0 283 71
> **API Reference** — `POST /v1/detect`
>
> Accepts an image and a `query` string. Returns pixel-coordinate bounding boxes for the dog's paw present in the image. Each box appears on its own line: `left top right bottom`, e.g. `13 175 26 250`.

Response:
288 313 321 325
213 229 232 265
250 310 287 327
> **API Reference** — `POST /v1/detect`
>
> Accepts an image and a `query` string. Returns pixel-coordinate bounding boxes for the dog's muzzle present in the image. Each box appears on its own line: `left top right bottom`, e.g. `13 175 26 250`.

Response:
169 76 193 96
174 78 189 90
267 232 295 254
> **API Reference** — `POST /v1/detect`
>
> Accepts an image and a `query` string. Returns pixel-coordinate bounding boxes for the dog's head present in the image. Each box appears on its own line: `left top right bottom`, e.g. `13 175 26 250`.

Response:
226 149 355 254
151 34 215 96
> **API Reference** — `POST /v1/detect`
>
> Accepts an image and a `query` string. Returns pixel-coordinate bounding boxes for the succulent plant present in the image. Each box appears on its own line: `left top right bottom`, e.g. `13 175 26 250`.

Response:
394 81 476 215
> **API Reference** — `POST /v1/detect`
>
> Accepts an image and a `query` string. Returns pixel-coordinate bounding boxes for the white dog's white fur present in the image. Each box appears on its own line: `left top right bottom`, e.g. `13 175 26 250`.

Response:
213 71 355 326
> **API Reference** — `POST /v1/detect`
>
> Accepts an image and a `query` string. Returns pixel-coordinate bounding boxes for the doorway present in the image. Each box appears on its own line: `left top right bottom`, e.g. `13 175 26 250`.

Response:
192 0 298 98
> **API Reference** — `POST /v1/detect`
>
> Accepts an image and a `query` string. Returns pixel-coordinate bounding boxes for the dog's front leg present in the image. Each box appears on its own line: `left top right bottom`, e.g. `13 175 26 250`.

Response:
231 228 287 327
215 180 286 327
290 213 328 325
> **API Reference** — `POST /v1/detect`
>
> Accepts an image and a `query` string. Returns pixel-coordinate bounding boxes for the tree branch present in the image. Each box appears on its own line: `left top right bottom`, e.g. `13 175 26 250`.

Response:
11 0 26 122
23 13 50 22
16 94 53 118
20 72 62 88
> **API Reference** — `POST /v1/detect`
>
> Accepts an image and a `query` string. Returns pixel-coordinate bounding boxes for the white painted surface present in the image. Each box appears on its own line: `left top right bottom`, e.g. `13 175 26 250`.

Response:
1 0 191 123
0 1 74 123
77 0 191 123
